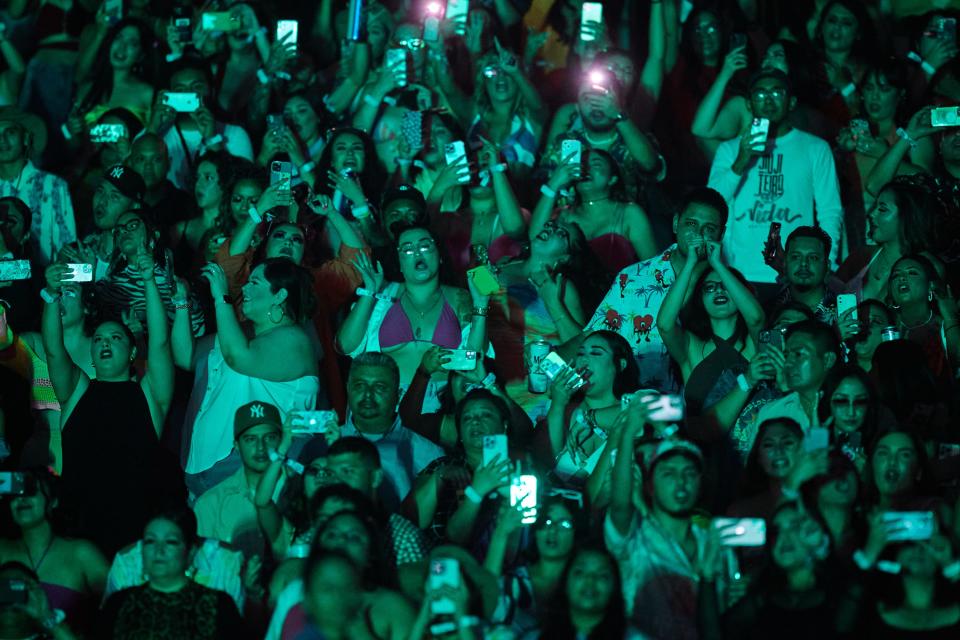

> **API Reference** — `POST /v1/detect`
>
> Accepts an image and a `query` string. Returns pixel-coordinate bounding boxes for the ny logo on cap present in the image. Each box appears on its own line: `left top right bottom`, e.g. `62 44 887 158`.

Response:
110 166 125 179
250 404 265 419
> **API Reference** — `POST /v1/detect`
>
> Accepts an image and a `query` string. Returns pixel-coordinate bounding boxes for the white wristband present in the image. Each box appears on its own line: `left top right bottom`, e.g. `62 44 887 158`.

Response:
300 161 316 175
852 549 873 570
256 68 270 85
540 184 557 199
490 162 508 173
248 206 262 223
896 127 917 148
840 82 857 98
40 288 61 304
736 373 753 393
165 52 183 63
363 93 381 108
352 204 371 219
203 134 224 148
921 60 936 76
464 485 484 504
356 287 396 303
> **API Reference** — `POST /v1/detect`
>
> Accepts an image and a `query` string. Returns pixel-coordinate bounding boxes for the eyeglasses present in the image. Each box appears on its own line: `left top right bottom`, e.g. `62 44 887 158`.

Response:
694 23 719 35
398 239 436 256
752 88 787 101
702 281 726 294
397 38 424 50
113 219 143 234
537 518 574 530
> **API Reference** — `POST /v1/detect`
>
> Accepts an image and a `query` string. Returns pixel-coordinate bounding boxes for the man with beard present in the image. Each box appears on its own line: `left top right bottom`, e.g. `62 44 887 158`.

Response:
606 407 718 640
58 165 144 281
774 226 837 324
338 351 443 511
539 69 664 203
0 107 75 265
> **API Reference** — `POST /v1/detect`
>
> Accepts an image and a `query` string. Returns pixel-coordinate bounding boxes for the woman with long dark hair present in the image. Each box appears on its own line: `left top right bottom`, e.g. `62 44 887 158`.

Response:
656 238 763 415
531 147 656 274
69 19 157 136
545 330 640 485
534 545 632 639
817 364 883 467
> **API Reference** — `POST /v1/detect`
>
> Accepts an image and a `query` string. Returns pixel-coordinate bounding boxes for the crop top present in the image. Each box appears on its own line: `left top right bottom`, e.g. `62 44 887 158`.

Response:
379 298 461 349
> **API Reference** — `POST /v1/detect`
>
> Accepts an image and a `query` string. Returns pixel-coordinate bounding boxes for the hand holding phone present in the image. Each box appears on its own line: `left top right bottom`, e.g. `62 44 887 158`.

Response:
713 518 767 546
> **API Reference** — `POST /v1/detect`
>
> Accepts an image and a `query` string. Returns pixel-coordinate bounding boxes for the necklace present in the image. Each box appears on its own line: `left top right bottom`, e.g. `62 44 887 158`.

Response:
900 309 934 331
582 196 610 207
21 536 55 572
583 129 617 146
402 290 443 339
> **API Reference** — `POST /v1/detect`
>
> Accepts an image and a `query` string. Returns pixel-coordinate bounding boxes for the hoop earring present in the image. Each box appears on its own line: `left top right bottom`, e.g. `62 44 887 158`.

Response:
268 304 285 324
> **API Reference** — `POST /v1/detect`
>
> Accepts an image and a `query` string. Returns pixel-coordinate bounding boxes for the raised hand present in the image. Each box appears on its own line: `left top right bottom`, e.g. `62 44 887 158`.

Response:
200 263 229 299
351 252 385 293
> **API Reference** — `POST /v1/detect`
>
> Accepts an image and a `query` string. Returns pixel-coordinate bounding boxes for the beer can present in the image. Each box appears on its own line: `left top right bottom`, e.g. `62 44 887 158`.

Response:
881 326 900 342
527 340 551 394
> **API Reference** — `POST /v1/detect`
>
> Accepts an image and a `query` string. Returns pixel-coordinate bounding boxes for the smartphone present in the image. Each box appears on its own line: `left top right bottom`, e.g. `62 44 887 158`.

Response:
510 474 538 525
446 0 470 34
641 394 685 422
836 293 858 321
201 11 240 32
729 32 747 50
882 511 935 542
423 1 442 41
938 443 960 459
758 328 785 354
289 410 337 434
937 16 957 42
749 117 771 152
385 48 409 87
103 0 122 25
162 92 201 113
482 434 509 466
64 263 93 283
762 221 782 264
841 431 863 461
713 517 767 547
467 265 500 295
0 579 28 607
400 110 425 152
428 558 460 616
172 6 192 44
90 123 126 144
444 140 467 166
561 138 583 172
804 427 830 452
0 472 26 496
270 160 294 188
541 352 587 391
620 391 637 410
580 2 603 41
276 19 298 49
266 113 286 134
441 349 478 371
931 107 960 127
0 260 31 281
444 141 471 184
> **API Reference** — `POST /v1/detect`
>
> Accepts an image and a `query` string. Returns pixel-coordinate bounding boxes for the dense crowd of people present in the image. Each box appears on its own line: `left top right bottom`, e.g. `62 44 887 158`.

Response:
0 0 958 638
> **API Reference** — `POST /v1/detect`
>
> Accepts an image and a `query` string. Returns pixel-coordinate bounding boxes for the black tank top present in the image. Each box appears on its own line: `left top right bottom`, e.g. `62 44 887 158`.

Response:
61 381 184 556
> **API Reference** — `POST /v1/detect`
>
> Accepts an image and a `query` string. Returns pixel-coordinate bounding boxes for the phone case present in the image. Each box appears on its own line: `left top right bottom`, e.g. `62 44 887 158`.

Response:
467 265 501 295
441 350 478 371
482 435 509 466
714 518 767 546
0 260 31 281
836 294 858 321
